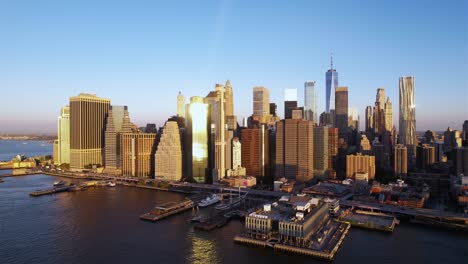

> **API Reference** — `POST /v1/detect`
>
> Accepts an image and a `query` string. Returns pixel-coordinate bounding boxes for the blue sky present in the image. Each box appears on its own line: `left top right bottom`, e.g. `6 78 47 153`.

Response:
1 0 467 134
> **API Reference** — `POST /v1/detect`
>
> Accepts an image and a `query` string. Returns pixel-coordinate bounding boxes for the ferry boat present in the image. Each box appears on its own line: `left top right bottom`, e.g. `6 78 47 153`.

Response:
53 180 65 187
198 194 220 208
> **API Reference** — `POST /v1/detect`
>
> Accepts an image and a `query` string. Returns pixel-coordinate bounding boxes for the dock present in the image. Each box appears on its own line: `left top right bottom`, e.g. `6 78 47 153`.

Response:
339 210 399 232
139 199 194 222
234 221 351 261
30 186 71 196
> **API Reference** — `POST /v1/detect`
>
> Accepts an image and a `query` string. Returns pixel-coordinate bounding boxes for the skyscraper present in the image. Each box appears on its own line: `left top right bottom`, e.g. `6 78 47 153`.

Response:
121 132 157 178
325 55 338 113
57 106 70 165
365 106 373 135
186 96 211 183
399 76 417 156
241 127 269 178
328 127 338 178
276 119 314 182
225 80 234 117
155 121 182 181
253 87 270 123
205 84 227 181
104 106 132 173
313 126 328 176
70 93 110 169
394 144 408 177
177 91 185 119
335 87 348 137
304 81 318 123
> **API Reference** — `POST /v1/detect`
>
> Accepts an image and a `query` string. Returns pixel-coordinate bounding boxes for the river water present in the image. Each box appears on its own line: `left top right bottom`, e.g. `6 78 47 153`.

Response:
0 141 467 263
1 174 467 264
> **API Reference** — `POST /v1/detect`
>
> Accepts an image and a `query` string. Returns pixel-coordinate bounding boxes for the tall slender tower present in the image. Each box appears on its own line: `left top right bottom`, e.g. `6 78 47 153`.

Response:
325 54 339 113
365 106 373 134
177 92 185 119
57 106 70 165
304 81 318 123
186 96 211 183
399 76 417 156
225 80 234 117
70 93 110 169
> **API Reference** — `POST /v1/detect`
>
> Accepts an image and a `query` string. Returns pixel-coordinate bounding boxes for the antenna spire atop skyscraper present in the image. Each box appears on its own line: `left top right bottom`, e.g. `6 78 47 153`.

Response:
330 51 334 70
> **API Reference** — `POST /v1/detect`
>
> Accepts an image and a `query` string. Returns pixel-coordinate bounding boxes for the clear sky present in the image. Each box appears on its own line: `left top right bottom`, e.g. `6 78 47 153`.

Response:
1 0 467 134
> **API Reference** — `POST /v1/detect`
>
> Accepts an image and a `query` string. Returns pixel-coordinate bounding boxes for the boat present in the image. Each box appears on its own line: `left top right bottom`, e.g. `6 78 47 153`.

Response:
198 194 220 208
215 197 242 211
106 181 116 187
53 180 65 187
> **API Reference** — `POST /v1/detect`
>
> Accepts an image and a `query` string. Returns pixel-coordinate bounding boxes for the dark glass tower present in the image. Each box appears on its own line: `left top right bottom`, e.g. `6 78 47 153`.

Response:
325 55 338 113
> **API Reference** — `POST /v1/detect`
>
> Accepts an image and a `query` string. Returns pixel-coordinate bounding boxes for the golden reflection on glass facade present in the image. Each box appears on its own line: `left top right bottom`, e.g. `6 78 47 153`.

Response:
188 99 209 183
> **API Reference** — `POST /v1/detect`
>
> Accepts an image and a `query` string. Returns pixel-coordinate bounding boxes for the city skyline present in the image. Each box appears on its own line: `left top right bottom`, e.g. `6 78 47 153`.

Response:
1 0 467 133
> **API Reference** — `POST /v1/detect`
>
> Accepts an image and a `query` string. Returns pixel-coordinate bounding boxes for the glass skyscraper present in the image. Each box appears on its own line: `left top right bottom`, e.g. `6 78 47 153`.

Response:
325 56 338 113
304 81 317 123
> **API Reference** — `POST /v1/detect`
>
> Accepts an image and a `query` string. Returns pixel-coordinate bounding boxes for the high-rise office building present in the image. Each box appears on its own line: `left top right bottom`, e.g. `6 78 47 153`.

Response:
205 84 228 181
384 97 393 132
241 127 269 178
304 81 318 123
416 144 435 170
70 93 110 169
154 121 182 181
372 138 386 170
186 96 211 183
225 80 234 117
328 127 339 176
399 76 417 156
348 107 359 130
313 126 328 176
276 119 314 182
365 106 373 135
177 92 185 119
253 86 270 123
346 153 376 181
104 106 132 173
232 137 242 169
424 130 436 144
121 132 157 178
326 55 338 113
394 144 408 177
284 88 298 119
57 106 70 165
335 87 348 137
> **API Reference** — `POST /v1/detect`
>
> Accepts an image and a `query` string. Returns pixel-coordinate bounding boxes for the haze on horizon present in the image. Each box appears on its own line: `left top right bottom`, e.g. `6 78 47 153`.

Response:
0 0 467 134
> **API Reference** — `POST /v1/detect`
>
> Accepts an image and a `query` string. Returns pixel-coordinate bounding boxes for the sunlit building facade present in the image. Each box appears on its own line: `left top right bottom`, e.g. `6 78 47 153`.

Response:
104 105 132 173
304 81 318 123
253 86 270 123
177 91 185 119
57 106 70 165
121 132 157 178
399 76 417 157
186 96 211 183
70 93 110 169
155 121 182 181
